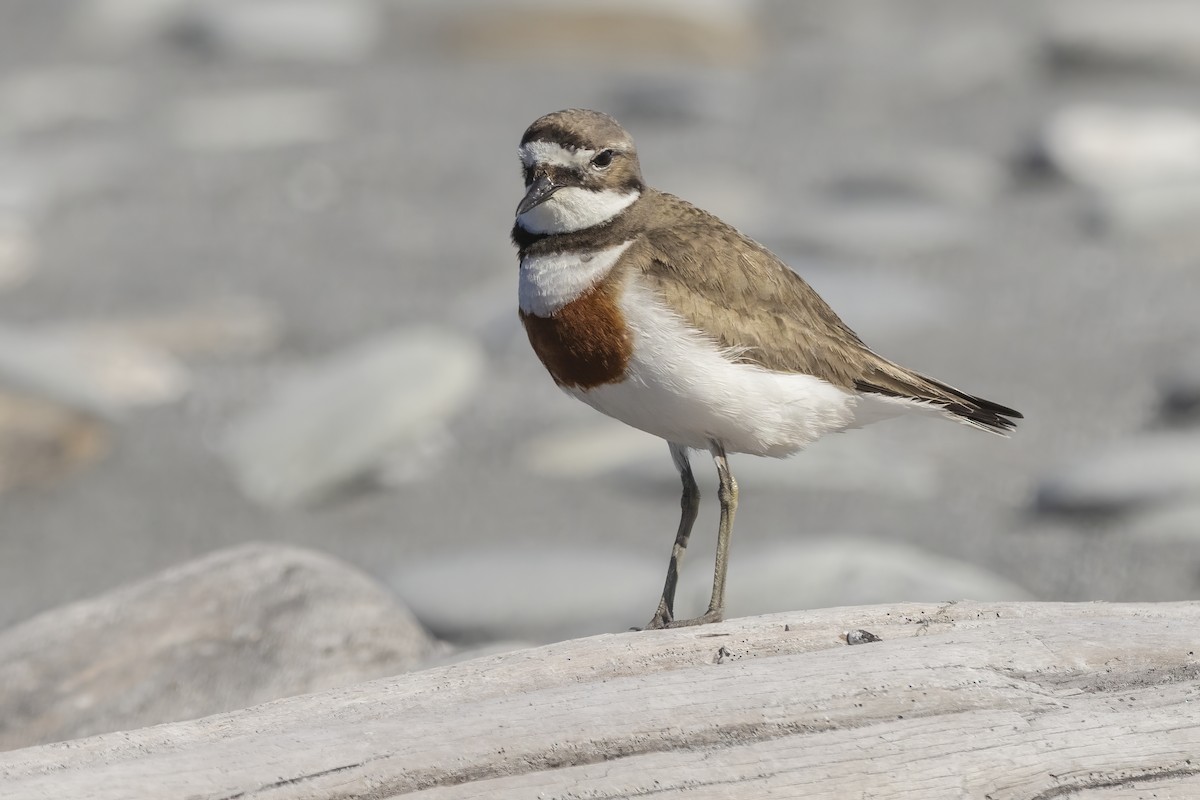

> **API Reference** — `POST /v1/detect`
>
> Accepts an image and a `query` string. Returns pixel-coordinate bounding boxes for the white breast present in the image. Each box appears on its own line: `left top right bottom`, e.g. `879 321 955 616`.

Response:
567 280 866 457
518 241 634 316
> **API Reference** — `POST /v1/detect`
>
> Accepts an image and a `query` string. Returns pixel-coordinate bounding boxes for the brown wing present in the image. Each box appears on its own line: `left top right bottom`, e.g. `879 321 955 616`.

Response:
630 190 1022 434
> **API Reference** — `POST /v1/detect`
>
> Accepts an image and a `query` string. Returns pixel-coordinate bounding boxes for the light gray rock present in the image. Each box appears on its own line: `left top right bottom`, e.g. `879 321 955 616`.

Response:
1125 499 1200 542
677 537 1032 619
0 215 34 292
171 0 381 63
517 420 663 480
0 141 133 219
601 427 940 500
72 0 193 49
0 324 189 417
68 297 283 360
392 547 664 643
0 67 134 135
820 150 1010 208
438 0 762 67
1095 182 1200 240
779 199 975 259
1048 0 1200 75
223 326 484 507
1038 104 1200 192
798 266 952 339
1035 431 1200 514
0 543 439 751
167 89 341 151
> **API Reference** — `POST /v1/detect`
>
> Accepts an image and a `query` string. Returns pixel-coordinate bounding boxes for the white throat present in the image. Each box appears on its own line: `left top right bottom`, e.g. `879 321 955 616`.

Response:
517 187 640 234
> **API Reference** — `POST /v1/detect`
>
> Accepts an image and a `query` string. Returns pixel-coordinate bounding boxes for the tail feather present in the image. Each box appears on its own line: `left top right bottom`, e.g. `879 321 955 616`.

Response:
855 364 1022 436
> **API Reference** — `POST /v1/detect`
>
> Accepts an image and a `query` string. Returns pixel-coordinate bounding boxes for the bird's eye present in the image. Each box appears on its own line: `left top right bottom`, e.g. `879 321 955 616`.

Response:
591 149 615 170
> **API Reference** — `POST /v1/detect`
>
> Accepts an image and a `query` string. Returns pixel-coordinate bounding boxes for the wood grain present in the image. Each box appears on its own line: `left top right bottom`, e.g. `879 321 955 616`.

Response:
2 601 1198 799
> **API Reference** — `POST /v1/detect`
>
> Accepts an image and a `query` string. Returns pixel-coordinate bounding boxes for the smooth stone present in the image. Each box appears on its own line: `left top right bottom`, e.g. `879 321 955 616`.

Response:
68 297 283 360
0 67 134 135
72 0 194 48
0 141 133 219
677 538 1033 620
777 199 974 259
170 0 380 63
392 547 664 644
167 89 341 151
0 325 189 417
796 264 951 339
1048 1 1200 75
820 150 1010 208
0 389 108 493
1094 182 1200 241
1125 500 1200 542
0 216 35 291
1034 431 1200 515
525 417 939 500
0 543 439 751
223 326 484 507
518 422 664 480
1038 104 1200 192
439 0 761 67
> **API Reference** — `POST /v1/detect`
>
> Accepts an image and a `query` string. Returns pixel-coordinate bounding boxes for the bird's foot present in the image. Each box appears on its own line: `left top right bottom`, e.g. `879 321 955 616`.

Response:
638 607 724 630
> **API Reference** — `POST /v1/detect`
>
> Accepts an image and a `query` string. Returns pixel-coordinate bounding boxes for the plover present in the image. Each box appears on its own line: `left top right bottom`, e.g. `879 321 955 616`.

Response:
513 109 1021 629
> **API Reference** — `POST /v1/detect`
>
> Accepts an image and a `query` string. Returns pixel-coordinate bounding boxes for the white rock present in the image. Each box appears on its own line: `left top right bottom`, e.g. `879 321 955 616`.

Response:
799 266 951 339
782 199 975 259
73 0 194 48
167 89 341 151
1040 104 1200 192
68 297 283 360
678 538 1033 619
1048 0 1200 75
0 67 134 135
0 325 189 417
175 0 380 63
518 422 664 480
223 327 484 507
615 428 940 501
821 150 1010 208
1095 182 1200 240
0 216 35 291
0 543 439 750
0 142 133 219
440 0 761 67
1035 431 1200 514
392 547 664 643
1126 499 1200 542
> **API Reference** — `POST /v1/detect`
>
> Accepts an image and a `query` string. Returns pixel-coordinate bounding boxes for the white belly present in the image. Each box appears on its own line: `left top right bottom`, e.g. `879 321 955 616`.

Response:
567 280 867 457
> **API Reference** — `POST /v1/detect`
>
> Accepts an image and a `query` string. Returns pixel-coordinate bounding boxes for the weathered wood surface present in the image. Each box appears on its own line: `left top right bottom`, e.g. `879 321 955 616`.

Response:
2 601 1199 799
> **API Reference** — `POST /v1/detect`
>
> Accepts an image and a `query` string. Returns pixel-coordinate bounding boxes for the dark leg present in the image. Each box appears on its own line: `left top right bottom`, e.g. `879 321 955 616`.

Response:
649 441 738 629
644 443 700 629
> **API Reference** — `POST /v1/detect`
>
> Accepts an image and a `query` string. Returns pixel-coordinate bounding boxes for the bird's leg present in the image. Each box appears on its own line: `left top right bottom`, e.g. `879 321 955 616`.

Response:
644 443 700 629
704 442 738 623
648 441 738 629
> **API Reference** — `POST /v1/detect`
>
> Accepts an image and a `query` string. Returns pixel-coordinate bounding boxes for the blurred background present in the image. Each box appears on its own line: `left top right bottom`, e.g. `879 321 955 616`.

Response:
2 0 1200 651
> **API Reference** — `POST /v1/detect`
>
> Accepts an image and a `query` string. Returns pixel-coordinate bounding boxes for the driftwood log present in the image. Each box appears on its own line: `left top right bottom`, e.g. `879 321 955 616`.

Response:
2 601 1199 799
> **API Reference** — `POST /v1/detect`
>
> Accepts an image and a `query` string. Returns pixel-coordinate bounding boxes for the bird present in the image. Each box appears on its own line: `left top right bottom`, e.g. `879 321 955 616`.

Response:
512 108 1021 630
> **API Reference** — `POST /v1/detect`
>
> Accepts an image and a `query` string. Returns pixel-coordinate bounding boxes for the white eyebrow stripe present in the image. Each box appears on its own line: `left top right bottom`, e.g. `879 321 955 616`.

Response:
519 140 596 169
